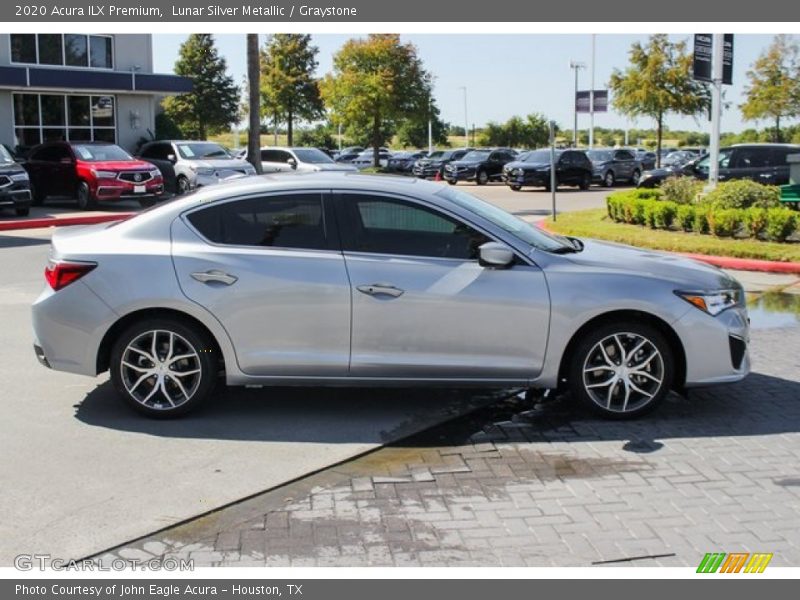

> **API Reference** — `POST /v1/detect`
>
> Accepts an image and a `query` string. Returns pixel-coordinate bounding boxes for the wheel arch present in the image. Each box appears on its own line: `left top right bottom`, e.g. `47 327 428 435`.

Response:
96 307 226 375
556 309 686 391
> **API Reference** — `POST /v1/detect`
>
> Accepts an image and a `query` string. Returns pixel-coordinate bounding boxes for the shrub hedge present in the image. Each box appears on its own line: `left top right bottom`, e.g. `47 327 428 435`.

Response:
606 187 798 242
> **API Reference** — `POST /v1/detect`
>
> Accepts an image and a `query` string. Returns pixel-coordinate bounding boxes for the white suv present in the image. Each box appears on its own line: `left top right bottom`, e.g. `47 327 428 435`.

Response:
239 147 358 173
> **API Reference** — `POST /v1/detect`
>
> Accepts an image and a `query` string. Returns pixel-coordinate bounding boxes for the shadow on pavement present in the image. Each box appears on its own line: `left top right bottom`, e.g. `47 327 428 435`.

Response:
0 235 51 248
73 382 515 445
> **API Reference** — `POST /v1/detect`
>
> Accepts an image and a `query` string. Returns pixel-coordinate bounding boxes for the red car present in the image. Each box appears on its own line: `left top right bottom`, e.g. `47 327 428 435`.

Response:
23 141 165 210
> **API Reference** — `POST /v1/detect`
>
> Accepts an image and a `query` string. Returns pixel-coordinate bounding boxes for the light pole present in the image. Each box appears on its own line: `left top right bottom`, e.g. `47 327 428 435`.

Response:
459 86 468 149
569 60 585 147
589 34 596 149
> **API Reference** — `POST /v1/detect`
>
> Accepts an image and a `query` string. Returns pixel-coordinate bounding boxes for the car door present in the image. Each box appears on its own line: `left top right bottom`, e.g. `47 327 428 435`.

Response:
171 191 351 377
613 150 634 180
556 152 573 185
334 191 550 382
50 143 78 198
260 149 294 173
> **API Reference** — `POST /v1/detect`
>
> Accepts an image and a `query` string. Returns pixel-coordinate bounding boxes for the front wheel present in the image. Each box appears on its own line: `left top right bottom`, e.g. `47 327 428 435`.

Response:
76 181 97 210
568 322 674 419
510 185 521 192
579 173 591 190
176 175 190 196
630 169 641 186
603 171 616 188
110 318 219 418
476 170 489 185
447 179 457 186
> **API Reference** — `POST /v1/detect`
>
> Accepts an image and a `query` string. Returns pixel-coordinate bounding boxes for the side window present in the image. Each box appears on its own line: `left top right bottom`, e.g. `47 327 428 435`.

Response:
34 145 69 162
187 194 327 250
340 195 491 260
559 152 574 166
733 147 771 169
770 147 794 166
140 144 167 160
614 150 634 161
260 150 282 162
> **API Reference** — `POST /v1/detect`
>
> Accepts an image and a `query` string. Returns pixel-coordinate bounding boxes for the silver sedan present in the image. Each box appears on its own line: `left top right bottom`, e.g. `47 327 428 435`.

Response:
32 173 749 419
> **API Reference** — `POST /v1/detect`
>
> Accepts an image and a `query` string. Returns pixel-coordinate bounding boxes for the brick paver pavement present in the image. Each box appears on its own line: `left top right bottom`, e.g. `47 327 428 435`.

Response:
97 324 800 568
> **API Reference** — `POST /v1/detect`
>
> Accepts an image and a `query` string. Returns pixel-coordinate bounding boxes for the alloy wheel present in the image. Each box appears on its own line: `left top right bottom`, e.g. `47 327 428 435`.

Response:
120 329 202 411
581 332 665 414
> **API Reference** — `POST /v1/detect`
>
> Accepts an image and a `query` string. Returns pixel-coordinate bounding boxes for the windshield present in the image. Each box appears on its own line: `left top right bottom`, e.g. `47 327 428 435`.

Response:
428 151 445 159
0 145 14 163
461 150 491 161
435 187 573 253
293 148 334 164
520 150 554 163
176 142 231 160
586 150 613 161
72 144 132 162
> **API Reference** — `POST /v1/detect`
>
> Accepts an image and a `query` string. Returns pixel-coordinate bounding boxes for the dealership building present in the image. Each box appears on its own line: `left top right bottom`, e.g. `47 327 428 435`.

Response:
0 34 191 153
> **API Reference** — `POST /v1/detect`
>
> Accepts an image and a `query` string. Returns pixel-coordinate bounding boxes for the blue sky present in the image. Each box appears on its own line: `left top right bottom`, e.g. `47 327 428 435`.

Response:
152 34 786 135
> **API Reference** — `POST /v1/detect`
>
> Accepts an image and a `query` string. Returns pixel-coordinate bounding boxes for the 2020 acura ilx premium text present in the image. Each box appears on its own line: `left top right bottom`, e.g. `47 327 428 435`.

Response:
32 173 750 419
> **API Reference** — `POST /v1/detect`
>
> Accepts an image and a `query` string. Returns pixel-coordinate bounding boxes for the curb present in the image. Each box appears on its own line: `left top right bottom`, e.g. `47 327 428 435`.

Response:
0 213 134 232
536 220 800 275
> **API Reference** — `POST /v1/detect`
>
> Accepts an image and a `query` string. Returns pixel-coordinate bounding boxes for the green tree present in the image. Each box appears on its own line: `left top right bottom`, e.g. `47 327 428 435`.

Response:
477 114 552 148
260 34 324 146
320 34 432 166
396 99 449 149
163 34 240 139
740 35 800 143
609 35 709 166
296 124 337 150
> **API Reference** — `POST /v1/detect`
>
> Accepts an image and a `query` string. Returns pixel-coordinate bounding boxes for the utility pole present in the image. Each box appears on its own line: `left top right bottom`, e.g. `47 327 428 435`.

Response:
707 33 724 190
428 96 433 154
569 60 585 147
589 34 596 149
459 86 468 149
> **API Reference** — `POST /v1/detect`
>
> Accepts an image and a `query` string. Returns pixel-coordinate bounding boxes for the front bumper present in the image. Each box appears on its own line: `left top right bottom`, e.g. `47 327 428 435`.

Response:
96 182 164 201
503 171 550 187
0 187 33 209
413 164 443 178
674 304 751 386
444 168 476 182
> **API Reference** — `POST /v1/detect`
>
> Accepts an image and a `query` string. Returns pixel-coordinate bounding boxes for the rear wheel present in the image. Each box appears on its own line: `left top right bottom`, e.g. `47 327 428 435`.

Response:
568 321 674 419
447 179 457 186
110 318 218 418
76 181 97 210
579 173 591 190
510 185 521 192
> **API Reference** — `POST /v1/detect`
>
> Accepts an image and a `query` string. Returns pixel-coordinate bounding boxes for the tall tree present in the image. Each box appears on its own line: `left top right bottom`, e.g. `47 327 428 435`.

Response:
740 35 800 143
260 34 324 146
246 34 262 174
609 35 709 166
320 34 432 167
163 34 239 139
395 99 449 149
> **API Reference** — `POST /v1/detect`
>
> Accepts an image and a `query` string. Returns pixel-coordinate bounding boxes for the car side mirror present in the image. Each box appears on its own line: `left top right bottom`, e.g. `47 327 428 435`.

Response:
478 242 515 269
287 158 297 170
167 154 177 164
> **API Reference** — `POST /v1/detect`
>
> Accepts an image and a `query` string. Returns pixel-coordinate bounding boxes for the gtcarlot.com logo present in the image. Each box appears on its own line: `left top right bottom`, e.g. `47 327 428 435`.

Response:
14 554 193 571
697 552 773 573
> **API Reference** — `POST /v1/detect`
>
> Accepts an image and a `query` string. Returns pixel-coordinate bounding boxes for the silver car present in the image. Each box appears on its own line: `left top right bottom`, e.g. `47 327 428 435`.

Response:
31 174 749 419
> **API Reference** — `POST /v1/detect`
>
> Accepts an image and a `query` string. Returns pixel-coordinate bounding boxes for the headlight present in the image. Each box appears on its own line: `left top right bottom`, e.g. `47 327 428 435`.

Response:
195 167 216 176
10 172 29 181
92 170 117 178
244 165 256 175
149 169 161 178
675 289 744 316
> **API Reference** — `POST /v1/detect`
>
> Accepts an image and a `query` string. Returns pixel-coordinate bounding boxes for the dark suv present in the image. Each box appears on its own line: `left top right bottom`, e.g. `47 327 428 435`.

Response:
413 148 473 178
0 144 33 216
444 148 517 185
639 143 800 188
587 148 643 187
502 149 593 191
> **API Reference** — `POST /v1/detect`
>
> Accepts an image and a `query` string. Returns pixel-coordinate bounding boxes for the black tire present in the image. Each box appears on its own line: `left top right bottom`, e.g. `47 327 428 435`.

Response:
76 181 97 210
138 197 157 209
603 170 616 188
15 207 30 217
631 169 641 186
568 321 674 420
579 173 591 190
176 175 190 196
510 185 522 192
476 170 489 185
109 318 219 418
447 179 457 186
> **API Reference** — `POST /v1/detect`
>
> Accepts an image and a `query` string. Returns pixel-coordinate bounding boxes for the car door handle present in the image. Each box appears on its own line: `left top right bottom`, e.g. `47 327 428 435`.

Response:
191 270 238 285
356 283 404 298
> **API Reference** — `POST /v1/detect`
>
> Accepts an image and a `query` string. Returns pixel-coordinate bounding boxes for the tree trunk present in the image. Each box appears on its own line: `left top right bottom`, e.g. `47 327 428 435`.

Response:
655 114 663 169
775 116 782 143
287 108 293 146
372 114 381 168
246 34 262 174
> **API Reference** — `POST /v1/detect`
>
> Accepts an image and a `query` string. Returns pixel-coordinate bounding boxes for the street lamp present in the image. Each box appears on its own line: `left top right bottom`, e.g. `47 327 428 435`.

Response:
458 86 468 149
569 60 586 147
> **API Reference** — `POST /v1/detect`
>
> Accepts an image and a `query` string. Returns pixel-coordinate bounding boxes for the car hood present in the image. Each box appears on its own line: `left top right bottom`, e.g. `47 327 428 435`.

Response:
559 238 738 290
82 159 155 171
506 161 549 170
190 158 252 170
0 162 26 175
449 160 483 167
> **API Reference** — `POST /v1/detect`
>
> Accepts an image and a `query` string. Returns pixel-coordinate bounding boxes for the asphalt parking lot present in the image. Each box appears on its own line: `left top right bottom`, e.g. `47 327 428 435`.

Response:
2 181 799 567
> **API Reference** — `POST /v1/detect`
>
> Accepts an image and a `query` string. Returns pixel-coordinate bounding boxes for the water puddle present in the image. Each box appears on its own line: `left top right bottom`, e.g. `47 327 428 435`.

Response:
747 292 800 330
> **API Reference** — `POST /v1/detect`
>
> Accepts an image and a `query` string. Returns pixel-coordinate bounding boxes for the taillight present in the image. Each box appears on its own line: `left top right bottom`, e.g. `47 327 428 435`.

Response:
45 260 97 291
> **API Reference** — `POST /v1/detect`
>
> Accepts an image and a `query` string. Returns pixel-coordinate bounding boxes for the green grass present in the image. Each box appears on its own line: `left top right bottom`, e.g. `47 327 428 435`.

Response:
546 209 800 263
